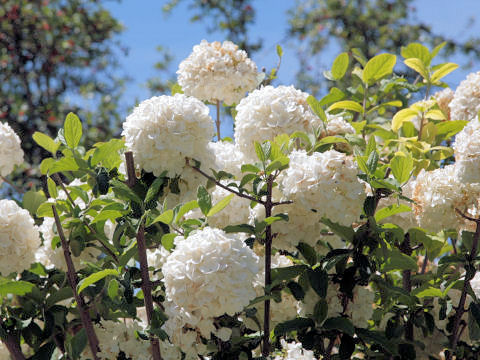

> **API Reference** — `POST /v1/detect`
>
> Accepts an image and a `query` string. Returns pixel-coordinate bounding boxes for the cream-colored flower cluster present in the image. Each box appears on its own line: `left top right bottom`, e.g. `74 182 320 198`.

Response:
449 71 480 121
412 165 480 232
323 114 355 136
453 118 480 183
273 339 318 360
433 88 454 120
235 85 322 160
0 122 23 177
122 94 214 177
280 150 365 226
177 40 259 106
0 199 40 275
208 140 246 178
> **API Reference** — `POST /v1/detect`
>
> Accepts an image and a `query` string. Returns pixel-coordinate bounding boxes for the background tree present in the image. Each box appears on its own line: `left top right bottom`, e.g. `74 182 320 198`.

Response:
0 0 125 173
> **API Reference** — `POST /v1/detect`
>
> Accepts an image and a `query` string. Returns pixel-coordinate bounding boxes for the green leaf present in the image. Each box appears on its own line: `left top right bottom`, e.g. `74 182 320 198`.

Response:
321 218 354 242
254 142 266 163
274 318 315 337
91 139 125 169
276 44 283 58
431 42 446 60
241 164 261 173
152 209 174 225
401 43 431 65
197 186 212 216
0 280 35 296
390 153 413 184
145 176 166 204
391 108 419 132
45 287 73 308
64 112 82 148
307 95 327 122
414 287 443 298
33 132 59 155
77 269 119 294
174 200 199 223
110 179 142 204
271 265 308 285
36 202 54 218
319 87 345 106
22 190 47 216
161 233 176 251
313 298 328 324
107 279 119 300
223 224 256 234
375 204 411 222
431 63 458 83
308 268 328 297
328 100 364 114
365 135 376 157
68 328 87 360
49 157 80 174
296 242 317 266
206 194 234 217
47 178 57 199
323 317 355 336
436 120 467 138
331 52 349 80
366 150 379 174
362 53 397 84
404 58 429 79
91 210 124 224
40 158 55 175
383 249 418 272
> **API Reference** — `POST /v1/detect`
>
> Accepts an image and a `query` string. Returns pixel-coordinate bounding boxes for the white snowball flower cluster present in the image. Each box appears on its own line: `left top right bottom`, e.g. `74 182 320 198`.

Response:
453 118 480 183
300 285 343 320
122 94 215 177
323 114 355 136
147 246 171 280
163 227 259 318
273 339 317 360
245 254 301 330
280 150 365 226
208 140 246 178
235 85 322 160
449 71 480 121
0 199 40 275
0 341 10 360
433 88 454 120
0 122 24 177
177 40 259 106
412 165 480 232
346 286 375 328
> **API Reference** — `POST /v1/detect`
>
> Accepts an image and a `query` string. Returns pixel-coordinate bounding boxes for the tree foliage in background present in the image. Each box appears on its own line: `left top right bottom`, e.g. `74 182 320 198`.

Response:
0 0 124 171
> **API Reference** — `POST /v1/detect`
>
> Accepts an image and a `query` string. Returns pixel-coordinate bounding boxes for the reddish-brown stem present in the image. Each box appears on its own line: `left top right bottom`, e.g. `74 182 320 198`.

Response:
216 100 221 141
51 204 100 360
262 175 274 357
125 152 162 360
0 176 24 194
0 318 25 360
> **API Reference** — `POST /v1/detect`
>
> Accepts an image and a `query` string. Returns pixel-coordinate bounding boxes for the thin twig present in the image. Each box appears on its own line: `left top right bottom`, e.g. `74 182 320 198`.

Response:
216 100 221 141
1 176 24 194
125 153 163 360
51 204 100 360
186 157 262 204
0 318 25 360
52 174 119 263
455 208 480 223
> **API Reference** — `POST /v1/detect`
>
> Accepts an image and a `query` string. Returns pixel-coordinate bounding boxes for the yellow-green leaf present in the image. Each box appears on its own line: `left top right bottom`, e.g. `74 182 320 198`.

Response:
207 194 234 217
33 132 59 155
64 112 82 148
328 101 364 114
390 152 413 184
47 178 57 199
404 58 429 79
431 63 458 83
152 209 174 225
391 108 419 132
401 43 431 65
362 53 396 84
425 109 446 120
77 269 118 294
331 52 349 80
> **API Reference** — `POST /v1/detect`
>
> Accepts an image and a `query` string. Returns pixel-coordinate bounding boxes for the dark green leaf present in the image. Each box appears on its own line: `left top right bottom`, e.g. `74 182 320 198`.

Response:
321 218 354 242
296 242 317 266
145 176 166 204
307 268 328 297
274 318 315 337
323 317 355 336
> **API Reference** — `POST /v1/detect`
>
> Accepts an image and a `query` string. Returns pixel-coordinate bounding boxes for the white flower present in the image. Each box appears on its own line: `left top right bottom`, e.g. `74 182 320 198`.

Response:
245 254 302 330
177 40 259 105
433 88 454 120
449 71 480 121
413 165 480 232
208 141 246 178
346 286 374 328
323 114 355 136
0 122 23 177
122 94 214 177
280 150 365 227
453 118 480 183
0 341 10 360
147 246 171 280
162 227 259 319
0 200 40 275
299 285 343 320
235 85 322 160
274 339 317 360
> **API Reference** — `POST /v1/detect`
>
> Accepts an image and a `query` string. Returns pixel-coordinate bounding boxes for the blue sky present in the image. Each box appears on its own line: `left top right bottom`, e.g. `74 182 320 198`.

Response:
103 0 480 119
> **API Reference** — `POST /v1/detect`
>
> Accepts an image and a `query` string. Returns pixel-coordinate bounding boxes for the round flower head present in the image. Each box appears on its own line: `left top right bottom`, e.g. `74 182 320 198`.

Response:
453 118 480 183
122 94 214 177
208 140 246 178
0 199 40 275
162 227 259 319
177 40 259 105
0 122 24 177
323 113 355 137
235 85 322 160
413 165 480 232
433 88 454 120
449 71 480 121
280 150 365 226
273 339 317 360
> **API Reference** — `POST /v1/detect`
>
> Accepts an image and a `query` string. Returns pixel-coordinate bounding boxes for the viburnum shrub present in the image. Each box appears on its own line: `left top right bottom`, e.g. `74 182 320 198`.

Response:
1 39 480 360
